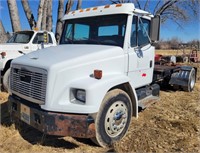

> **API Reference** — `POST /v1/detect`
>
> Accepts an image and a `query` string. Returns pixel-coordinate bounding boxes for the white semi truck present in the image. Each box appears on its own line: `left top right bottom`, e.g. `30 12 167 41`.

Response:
9 3 196 148
0 30 57 91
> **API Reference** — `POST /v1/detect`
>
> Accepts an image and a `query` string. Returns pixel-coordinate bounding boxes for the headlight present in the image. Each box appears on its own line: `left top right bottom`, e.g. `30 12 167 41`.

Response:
70 88 86 104
76 89 86 102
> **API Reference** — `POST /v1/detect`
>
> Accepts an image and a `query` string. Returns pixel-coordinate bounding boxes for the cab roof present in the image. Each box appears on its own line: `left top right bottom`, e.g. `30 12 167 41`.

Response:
62 3 153 21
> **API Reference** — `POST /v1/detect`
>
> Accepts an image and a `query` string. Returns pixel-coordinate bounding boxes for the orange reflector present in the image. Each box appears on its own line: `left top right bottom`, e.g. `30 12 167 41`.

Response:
86 8 90 11
93 7 98 10
104 5 110 9
33 27 39 31
94 70 102 79
116 4 122 7
79 9 84 12
1 52 6 58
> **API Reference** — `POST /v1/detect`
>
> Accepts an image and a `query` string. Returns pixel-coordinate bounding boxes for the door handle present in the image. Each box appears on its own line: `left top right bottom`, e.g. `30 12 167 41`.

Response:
150 60 153 68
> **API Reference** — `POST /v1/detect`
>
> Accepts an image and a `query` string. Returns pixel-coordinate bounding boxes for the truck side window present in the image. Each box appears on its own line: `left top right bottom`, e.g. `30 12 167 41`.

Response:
48 34 53 43
33 33 53 44
131 16 138 47
131 17 150 47
138 18 150 46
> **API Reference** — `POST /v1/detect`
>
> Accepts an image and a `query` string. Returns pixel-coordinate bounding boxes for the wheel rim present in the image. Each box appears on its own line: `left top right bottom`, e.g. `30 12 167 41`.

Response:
105 101 128 137
190 71 195 89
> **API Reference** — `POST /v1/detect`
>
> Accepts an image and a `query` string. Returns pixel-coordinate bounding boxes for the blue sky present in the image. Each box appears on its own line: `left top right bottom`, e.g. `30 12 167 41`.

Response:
0 0 199 42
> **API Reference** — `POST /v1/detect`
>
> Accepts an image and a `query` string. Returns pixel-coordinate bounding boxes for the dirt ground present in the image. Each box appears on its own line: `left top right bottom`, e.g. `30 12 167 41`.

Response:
0 52 200 153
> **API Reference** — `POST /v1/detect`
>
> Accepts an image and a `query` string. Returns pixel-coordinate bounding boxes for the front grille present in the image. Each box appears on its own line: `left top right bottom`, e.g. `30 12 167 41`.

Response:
10 65 47 104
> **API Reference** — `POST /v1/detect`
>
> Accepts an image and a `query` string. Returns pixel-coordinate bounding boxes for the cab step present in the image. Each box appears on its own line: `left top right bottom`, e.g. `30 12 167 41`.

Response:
138 95 159 109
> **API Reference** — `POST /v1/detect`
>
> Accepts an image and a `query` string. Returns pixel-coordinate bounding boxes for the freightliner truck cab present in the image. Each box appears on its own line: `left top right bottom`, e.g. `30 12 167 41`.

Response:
9 3 196 148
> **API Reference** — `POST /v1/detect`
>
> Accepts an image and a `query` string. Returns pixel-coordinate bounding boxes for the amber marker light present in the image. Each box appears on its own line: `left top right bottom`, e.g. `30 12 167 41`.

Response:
116 4 122 7
94 70 102 79
1 52 6 58
104 5 110 9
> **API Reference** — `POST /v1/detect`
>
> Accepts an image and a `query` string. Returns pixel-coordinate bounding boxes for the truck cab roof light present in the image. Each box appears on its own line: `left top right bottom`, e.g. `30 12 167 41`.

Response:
104 5 110 9
33 27 39 31
116 4 122 7
67 3 123 15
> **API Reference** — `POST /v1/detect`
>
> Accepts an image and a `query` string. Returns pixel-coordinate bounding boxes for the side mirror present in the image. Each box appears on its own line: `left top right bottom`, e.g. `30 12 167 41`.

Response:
150 15 160 42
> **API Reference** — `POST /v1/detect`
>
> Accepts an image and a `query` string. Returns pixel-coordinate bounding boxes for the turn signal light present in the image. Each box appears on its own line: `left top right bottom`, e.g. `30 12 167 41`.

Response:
1 52 6 58
94 70 102 79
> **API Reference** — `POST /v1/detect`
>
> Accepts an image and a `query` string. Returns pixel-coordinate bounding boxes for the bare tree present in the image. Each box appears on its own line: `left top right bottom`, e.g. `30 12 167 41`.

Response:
55 0 64 42
41 0 48 30
154 0 200 26
54 0 83 42
110 0 200 26
36 0 45 30
46 0 53 31
7 0 21 32
0 20 9 43
21 0 36 29
65 0 74 14
76 0 82 10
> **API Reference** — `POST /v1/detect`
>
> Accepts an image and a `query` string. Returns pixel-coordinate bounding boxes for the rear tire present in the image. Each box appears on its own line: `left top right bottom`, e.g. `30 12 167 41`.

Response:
93 89 132 148
3 68 10 92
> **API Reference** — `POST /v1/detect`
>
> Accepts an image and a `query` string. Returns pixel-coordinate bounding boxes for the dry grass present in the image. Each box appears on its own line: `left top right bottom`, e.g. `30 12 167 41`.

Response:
114 87 200 152
156 49 190 55
0 50 200 152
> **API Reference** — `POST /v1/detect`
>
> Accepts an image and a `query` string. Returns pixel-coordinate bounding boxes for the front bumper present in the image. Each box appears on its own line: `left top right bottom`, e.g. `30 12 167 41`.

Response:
9 95 96 138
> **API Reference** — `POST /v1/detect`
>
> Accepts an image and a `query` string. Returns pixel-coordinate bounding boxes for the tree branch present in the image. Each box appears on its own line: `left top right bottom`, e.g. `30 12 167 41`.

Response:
143 0 149 11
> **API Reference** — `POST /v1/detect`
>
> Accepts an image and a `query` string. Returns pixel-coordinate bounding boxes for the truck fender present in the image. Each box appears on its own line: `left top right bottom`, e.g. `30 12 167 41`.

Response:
70 74 138 116
2 59 12 75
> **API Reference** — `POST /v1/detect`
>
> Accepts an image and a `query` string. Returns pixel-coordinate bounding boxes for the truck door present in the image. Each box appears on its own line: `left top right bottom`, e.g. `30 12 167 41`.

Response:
128 16 154 88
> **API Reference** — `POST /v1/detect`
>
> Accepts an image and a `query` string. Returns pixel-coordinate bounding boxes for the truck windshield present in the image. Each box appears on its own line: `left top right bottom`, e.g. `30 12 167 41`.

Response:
60 14 127 48
7 31 34 44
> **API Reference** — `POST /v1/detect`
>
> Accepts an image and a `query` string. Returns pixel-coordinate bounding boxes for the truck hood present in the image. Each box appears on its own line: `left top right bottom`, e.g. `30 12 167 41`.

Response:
11 44 126 113
0 43 28 51
12 44 124 70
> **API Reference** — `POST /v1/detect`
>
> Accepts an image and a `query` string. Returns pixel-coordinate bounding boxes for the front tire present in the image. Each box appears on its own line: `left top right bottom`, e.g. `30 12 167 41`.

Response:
93 89 132 148
3 68 10 92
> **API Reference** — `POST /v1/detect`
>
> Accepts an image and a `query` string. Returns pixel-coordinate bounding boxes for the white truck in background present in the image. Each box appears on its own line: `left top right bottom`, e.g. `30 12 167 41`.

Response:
9 3 196 148
0 30 57 91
